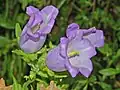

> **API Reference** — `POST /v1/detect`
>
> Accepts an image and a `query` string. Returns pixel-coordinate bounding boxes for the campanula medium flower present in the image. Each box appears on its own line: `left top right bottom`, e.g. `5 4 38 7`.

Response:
46 23 104 78
20 5 59 53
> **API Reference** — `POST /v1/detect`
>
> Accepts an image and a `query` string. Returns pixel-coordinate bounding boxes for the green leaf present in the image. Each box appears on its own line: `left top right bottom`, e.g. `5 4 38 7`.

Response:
44 68 55 77
29 71 36 79
0 15 15 29
37 71 48 78
54 74 67 78
114 89 120 90
57 0 66 9
12 76 18 90
72 81 85 90
0 36 9 48
88 75 97 83
99 82 112 90
16 13 28 25
113 49 120 60
83 84 88 90
23 80 34 90
21 0 30 10
49 41 56 49
99 68 120 76
12 49 37 62
12 76 22 90
37 83 40 90
36 78 48 86
97 43 112 56
15 23 22 43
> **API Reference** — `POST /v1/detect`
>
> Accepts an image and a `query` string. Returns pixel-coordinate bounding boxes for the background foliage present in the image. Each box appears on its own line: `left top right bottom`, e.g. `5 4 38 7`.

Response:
0 0 120 90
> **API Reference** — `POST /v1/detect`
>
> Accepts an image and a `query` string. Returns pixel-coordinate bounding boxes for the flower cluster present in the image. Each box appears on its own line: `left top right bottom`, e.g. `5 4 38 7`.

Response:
20 5 58 53
19 6 104 78
46 23 104 77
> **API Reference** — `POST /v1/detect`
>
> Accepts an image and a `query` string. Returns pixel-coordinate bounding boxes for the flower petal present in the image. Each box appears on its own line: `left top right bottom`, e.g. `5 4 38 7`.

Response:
26 6 39 16
27 15 35 27
66 23 80 40
20 34 46 53
30 12 43 27
81 27 96 34
69 54 93 77
46 44 78 77
46 46 66 72
58 37 79 77
20 6 59 53
65 59 79 77
36 19 55 34
59 37 69 58
27 28 40 40
82 28 104 47
41 5 59 20
67 37 96 58
36 6 59 34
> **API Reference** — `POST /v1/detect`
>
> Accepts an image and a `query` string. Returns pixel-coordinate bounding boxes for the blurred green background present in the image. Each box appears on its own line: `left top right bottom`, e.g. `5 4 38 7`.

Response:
0 0 120 90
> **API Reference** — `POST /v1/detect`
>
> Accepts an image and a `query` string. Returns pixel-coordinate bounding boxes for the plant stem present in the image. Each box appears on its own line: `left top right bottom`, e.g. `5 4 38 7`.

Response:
57 0 66 9
5 0 9 19
92 0 96 12
72 3 81 12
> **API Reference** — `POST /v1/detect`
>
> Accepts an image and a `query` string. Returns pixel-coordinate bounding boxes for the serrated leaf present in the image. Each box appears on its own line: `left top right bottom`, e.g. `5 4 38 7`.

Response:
12 49 37 62
46 70 55 77
37 71 48 78
43 67 55 77
29 71 36 80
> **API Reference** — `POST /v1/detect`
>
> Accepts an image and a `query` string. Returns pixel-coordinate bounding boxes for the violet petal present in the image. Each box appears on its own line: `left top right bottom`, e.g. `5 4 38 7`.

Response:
59 37 69 58
67 37 96 58
20 6 59 53
65 59 79 77
82 27 104 47
20 35 46 53
66 23 80 40
26 6 39 16
46 46 66 71
41 5 59 20
69 54 93 77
